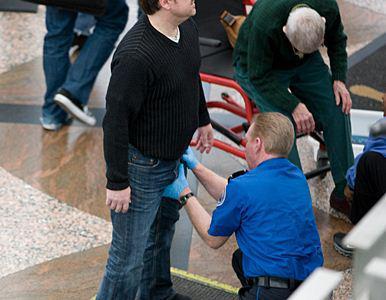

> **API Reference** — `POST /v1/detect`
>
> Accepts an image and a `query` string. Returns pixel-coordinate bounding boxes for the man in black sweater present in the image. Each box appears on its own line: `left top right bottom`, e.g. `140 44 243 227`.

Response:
97 0 213 299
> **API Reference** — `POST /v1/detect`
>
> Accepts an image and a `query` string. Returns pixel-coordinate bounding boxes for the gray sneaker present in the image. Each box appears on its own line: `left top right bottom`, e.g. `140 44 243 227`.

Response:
54 88 96 126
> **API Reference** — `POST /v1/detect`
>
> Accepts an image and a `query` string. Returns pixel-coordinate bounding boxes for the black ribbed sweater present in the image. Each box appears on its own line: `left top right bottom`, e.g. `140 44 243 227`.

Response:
103 16 210 190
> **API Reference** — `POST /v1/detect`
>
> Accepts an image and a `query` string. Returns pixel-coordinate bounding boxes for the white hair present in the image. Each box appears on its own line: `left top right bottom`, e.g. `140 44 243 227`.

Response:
285 7 325 54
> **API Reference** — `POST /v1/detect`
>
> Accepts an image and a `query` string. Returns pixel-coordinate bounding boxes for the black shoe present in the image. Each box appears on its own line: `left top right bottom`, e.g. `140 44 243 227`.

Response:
170 293 192 300
54 88 96 126
333 232 354 257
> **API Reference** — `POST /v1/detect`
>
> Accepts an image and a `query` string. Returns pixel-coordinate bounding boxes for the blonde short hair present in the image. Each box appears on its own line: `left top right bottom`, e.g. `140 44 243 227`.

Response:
249 113 294 157
285 7 325 54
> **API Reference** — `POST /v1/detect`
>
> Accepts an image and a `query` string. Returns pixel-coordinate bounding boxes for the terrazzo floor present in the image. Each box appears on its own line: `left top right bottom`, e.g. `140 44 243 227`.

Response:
0 167 112 279
345 0 386 13
0 0 385 299
0 8 45 74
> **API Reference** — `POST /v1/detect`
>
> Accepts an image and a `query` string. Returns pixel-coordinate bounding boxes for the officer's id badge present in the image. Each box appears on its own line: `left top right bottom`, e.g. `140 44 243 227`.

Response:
217 189 226 207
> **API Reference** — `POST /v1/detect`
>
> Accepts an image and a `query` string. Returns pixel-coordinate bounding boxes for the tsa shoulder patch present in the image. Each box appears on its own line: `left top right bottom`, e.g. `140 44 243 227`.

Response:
217 189 227 207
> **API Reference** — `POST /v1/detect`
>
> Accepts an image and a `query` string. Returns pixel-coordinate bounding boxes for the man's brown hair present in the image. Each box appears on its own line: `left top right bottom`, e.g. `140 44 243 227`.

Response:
249 112 294 157
140 0 161 15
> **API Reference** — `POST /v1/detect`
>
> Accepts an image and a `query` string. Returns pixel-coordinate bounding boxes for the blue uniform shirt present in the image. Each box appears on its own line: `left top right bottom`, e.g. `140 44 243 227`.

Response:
346 117 386 190
208 158 323 280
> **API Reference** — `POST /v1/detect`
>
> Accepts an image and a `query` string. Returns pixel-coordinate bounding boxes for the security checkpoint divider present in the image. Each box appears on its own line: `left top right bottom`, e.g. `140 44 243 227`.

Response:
344 194 386 300
288 268 342 300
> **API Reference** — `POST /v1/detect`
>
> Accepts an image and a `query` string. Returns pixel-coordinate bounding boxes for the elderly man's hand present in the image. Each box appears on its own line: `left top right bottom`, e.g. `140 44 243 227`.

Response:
333 80 352 114
292 103 315 134
106 186 131 213
196 123 214 153
163 164 190 200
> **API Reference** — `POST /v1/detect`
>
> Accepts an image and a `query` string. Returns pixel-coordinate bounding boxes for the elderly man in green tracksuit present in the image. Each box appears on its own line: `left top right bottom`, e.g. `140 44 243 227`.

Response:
233 0 354 211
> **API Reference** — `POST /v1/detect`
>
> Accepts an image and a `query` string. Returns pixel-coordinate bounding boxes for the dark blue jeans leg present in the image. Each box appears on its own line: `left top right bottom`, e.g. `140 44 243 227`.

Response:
96 145 178 300
138 198 180 300
62 0 128 104
42 7 76 123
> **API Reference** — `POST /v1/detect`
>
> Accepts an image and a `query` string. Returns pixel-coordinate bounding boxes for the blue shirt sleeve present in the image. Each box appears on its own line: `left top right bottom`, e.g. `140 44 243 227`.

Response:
208 181 243 237
346 129 386 190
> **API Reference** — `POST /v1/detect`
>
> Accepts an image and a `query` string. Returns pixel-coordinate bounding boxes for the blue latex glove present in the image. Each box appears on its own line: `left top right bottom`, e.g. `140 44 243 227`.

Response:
163 164 189 200
182 147 199 170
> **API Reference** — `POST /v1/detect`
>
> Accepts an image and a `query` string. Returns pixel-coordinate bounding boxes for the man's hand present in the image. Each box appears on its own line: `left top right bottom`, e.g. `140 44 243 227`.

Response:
106 186 131 213
292 103 315 134
333 80 352 114
163 164 189 200
182 147 199 170
196 123 214 154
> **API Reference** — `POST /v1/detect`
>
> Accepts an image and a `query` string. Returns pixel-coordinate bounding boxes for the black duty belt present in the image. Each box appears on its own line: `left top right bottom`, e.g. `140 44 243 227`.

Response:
247 276 303 289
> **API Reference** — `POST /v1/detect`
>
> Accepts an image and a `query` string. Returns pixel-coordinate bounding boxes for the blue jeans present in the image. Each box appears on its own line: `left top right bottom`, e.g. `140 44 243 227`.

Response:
42 0 128 124
97 145 179 300
138 198 180 300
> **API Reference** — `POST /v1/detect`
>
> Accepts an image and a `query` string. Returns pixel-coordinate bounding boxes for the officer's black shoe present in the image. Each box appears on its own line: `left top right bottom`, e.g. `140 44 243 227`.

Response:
170 293 192 300
333 232 354 257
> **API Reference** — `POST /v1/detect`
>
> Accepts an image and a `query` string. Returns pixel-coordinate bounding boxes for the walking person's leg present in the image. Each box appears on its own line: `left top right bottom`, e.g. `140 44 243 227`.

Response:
42 7 77 129
74 13 96 36
71 13 96 51
97 145 178 300
56 0 128 125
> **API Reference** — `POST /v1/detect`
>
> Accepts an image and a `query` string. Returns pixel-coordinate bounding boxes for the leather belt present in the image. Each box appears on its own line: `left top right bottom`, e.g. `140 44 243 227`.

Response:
247 276 303 289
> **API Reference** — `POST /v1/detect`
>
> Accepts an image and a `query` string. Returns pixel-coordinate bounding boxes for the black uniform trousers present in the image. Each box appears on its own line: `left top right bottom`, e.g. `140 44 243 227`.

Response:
232 249 298 300
350 151 386 224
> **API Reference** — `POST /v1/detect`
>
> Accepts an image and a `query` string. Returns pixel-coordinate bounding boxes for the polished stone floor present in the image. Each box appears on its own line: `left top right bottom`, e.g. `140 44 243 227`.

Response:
0 0 385 299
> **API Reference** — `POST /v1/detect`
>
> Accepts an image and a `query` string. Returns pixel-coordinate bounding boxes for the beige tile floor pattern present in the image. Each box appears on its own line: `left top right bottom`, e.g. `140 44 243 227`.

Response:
0 167 112 279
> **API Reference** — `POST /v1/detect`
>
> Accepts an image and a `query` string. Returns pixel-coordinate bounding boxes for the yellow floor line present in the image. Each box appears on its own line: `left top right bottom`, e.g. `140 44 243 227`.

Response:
90 268 239 299
349 85 384 102
171 267 239 294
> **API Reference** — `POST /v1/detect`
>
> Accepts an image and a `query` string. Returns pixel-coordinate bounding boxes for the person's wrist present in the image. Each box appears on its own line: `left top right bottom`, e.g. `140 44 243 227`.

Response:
192 162 203 172
180 187 192 198
178 187 193 209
